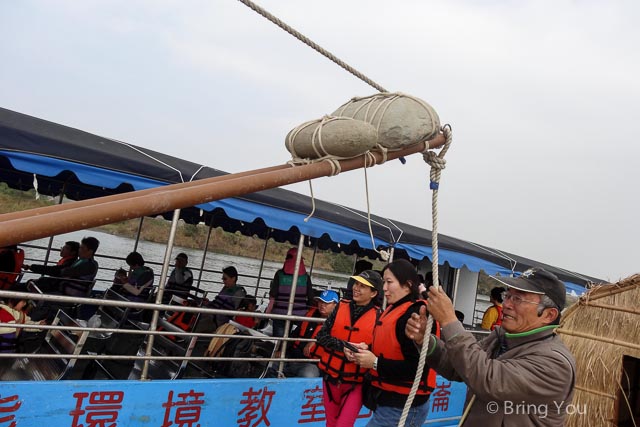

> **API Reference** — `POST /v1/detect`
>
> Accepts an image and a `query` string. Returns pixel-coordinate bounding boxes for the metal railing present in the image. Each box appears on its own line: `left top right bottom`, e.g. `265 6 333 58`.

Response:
0 289 323 380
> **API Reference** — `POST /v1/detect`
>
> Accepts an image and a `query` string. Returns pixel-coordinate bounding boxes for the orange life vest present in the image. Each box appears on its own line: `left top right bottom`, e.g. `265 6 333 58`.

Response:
316 301 378 383
160 301 197 340
491 304 503 330
57 255 76 266
291 307 322 355
370 300 438 396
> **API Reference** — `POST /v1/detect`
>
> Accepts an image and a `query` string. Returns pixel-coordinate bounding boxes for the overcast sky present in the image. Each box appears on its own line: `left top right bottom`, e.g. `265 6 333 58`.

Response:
1 1 638 281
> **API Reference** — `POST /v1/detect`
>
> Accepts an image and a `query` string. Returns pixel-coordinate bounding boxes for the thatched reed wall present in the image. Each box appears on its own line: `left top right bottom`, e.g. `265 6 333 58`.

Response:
558 274 640 427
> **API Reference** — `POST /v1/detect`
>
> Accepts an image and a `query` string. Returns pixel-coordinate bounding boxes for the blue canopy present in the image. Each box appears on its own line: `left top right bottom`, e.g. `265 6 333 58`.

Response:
0 107 599 292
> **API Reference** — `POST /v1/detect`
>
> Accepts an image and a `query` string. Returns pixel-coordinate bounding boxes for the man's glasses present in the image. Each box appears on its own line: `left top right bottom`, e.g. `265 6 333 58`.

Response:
503 292 539 307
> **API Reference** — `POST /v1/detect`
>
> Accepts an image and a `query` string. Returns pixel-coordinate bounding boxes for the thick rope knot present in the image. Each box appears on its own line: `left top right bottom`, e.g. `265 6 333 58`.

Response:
422 151 446 170
322 158 342 176
373 144 389 165
364 151 377 168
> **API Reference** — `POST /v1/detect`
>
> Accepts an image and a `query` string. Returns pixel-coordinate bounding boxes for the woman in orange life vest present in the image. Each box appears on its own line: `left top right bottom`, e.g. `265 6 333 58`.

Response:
315 270 382 427
481 286 505 330
350 259 439 427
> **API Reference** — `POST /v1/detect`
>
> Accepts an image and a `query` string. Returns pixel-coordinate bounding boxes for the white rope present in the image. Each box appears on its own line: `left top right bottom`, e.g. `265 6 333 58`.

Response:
463 241 518 273
236 0 386 93
362 153 390 260
383 218 405 247
335 205 397 238
107 138 187 183
32 174 40 200
398 124 453 427
303 180 316 223
549 266 594 282
189 165 208 182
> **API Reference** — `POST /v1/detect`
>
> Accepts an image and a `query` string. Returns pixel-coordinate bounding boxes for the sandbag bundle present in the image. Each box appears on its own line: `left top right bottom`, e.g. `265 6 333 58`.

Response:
333 93 440 150
285 93 440 160
285 116 377 159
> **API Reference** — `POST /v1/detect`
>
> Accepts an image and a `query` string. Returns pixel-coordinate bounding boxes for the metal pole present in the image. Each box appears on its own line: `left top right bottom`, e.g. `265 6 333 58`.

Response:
132 217 144 253
141 208 181 380
0 135 446 247
309 239 318 276
42 186 66 266
196 218 214 291
277 233 305 375
254 228 271 296
451 268 461 307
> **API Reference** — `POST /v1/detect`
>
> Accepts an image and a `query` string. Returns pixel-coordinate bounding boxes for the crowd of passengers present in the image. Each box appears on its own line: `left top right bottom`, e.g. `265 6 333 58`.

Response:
1 241 576 427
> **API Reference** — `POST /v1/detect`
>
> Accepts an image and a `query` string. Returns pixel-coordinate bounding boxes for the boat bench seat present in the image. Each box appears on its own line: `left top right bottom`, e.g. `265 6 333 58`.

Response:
127 319 198 380
97 289 137 329
90 318 197 380
0 310 89 381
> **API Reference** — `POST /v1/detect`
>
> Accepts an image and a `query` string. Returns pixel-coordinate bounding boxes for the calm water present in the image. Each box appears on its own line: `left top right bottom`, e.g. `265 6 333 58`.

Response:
22 230 349 306
22 231 493 323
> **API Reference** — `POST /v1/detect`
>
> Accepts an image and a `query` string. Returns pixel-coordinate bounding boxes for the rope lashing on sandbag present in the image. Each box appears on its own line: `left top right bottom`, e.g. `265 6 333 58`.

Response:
286 115 379 161
397 124 453 427
335 92 440 141
332 93 441 152
237 0 387 93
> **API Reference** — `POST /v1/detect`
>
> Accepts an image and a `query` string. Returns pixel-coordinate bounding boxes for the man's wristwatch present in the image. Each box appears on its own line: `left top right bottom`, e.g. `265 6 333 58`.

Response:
372 357 378 371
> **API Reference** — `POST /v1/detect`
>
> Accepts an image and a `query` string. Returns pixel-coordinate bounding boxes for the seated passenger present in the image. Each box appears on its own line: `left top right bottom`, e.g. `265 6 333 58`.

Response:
32 237 100 297
234 295 259 329
110 252 154 302
164 252 196 302
23 241 79 276
207 266 247 329
282 289 338 378
0 298 45 353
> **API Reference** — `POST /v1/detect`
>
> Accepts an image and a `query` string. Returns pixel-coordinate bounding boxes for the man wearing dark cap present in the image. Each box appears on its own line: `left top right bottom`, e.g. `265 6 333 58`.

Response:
406 267 576 426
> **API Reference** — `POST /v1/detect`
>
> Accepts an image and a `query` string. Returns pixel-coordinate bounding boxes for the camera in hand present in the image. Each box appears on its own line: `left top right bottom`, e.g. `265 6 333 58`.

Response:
343 341 360 352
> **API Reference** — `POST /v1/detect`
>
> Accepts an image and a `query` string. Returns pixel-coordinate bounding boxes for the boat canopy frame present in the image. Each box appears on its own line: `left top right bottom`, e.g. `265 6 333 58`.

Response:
0 107 599 290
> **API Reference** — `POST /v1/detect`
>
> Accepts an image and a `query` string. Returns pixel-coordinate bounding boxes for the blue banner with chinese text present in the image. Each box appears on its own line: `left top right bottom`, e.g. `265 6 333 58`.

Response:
0 376 464 426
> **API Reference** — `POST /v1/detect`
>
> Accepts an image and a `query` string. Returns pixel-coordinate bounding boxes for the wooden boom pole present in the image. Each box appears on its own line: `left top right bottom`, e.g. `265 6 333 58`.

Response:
0 135 445 247
0 164 288 222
